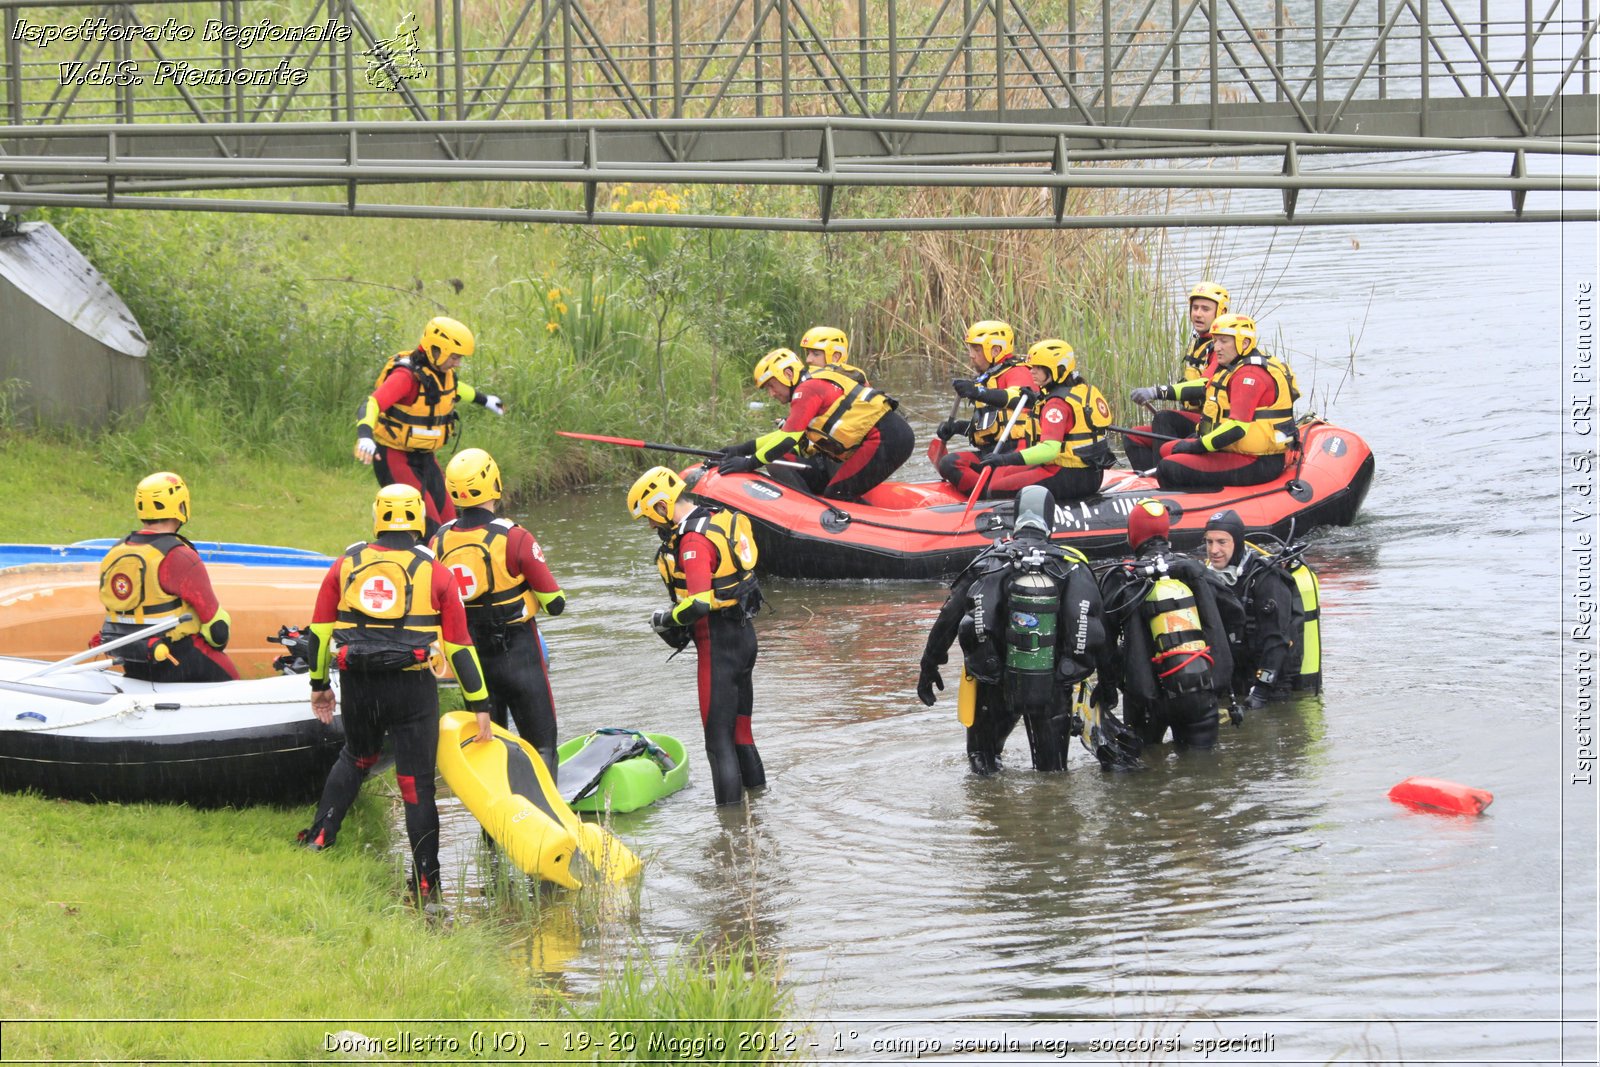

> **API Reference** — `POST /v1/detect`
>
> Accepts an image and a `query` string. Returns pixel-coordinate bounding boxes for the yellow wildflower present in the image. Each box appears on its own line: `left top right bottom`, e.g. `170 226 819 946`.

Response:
545 321 560 333
546 287 561 301
555 302 568 316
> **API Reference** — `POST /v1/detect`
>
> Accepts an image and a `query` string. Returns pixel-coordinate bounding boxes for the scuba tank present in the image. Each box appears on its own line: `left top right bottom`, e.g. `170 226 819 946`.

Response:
1141 571 1214 696
1289 559 1321 692
1004 568 1061 715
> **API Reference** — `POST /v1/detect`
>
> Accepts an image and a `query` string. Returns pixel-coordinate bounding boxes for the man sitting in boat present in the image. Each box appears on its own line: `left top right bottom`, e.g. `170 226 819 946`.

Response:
915 485 1132 774
94 471 239 682
627 465 765 806
431 448 567 777
1098 499 1236 749
1199 508 1322 706
716 348 915 501
948 340 1116 504
1123 280 1229 470
1130 314 1302 490
796 324 869 385
934 320 1035 488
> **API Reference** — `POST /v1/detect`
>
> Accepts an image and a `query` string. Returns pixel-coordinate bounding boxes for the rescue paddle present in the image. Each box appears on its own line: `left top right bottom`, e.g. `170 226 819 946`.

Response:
556 430 723 459
22 614 194 679
927 394 965 466
555 430 808 470
958 393 1031 528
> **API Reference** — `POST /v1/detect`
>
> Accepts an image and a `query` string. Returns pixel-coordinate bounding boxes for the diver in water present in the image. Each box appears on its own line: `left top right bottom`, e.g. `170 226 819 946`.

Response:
916 485 1139 774
1098 498 1236 749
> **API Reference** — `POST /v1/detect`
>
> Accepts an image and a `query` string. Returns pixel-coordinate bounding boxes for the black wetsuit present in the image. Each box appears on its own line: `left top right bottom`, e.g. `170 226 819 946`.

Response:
1099 541 1234 749
919 535 1110 774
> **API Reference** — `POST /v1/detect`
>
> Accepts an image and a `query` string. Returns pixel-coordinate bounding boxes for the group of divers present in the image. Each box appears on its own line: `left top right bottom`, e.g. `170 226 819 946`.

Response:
89 289 1321 903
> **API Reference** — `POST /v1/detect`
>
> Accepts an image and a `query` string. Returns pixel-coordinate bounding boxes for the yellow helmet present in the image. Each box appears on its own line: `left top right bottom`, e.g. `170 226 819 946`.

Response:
1187 281 1230 315
626 465 686 527
798 326 849 365
419 316 475 360
445 447 502 508
373 483 426 536
1209 313 1258 356
964 320 1015 363
1025 339 1077 385
753 348 806 389
134 471 190 525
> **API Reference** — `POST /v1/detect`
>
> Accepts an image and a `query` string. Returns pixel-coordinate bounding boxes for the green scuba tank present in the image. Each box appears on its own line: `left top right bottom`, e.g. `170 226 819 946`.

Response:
1004 569 1060 714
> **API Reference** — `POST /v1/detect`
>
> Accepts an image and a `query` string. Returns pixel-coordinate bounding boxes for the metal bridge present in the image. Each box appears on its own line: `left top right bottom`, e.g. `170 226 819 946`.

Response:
0 0 1595 228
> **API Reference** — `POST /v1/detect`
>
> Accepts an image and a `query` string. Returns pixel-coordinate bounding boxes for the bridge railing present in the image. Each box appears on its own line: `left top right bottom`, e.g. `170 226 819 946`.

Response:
1 0 1592 140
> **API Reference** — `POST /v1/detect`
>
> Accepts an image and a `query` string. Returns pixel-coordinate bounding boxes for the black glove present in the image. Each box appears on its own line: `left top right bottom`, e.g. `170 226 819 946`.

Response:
952 378 982 400
717 454 761 475
1130 386 1165 406
721 439 758 457
1246 685 1270 710
1226 702 1246 726
916 661 944 707
1169 437 1205 455
976 450 1025 468
1014 387 1039 405
1091 681 1118 711
936 418 971 442
651 609 690 651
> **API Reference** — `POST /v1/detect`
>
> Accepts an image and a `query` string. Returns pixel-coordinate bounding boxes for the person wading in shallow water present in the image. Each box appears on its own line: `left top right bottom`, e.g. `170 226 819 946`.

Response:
430 447 567 777
627 465 765 806
1097 498 1236 749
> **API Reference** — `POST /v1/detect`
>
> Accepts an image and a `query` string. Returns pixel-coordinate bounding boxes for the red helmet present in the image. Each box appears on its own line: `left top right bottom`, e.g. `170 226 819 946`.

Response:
1128 498 1171 552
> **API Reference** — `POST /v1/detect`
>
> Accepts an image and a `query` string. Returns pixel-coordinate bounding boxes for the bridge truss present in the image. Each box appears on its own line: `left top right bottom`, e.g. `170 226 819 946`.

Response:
0 0 1594 228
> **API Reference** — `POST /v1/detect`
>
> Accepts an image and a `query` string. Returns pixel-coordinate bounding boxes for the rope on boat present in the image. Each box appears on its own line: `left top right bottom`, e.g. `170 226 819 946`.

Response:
2 691 316 733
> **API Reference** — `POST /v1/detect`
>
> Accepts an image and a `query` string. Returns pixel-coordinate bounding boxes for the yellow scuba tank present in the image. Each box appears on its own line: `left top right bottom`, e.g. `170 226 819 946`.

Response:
957 668 977 727
1142 574 1212 694
1291 562 1321 691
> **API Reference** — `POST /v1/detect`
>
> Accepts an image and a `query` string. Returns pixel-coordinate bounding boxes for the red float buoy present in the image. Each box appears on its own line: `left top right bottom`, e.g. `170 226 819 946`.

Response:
1388 776 1494 816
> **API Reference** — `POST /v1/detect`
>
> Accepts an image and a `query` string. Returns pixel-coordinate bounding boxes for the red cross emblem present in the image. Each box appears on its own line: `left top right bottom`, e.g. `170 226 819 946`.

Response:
360 576 396 612
450 564 478 598
110 574 133 600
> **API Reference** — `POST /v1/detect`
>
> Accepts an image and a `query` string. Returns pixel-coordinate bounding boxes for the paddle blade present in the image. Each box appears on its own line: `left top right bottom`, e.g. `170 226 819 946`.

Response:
959 467 993 528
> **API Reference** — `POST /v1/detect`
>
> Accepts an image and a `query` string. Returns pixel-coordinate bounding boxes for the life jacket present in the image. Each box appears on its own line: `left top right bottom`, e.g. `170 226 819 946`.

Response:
1140 572 1214 696
371 351 458 452
332 542 441 671
804 361 869 386
800 368 898 459
1039 379 1115 470
970 358 1037 447
98 532 202 654
432 517 536 630
1178 333 1215 411
1244 540 1322 692
656 505 761 613
1199 352 1296 455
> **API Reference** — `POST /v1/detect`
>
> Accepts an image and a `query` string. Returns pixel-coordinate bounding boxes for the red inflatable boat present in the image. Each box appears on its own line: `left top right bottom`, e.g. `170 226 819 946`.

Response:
682 418 1374 580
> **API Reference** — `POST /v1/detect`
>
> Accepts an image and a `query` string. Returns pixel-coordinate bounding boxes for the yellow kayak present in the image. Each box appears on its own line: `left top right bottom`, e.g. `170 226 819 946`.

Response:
436 712 640 889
